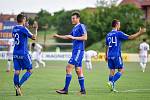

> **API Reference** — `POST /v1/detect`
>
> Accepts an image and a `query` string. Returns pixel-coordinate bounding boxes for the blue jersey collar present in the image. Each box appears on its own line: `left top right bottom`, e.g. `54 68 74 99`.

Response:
74 23 80 27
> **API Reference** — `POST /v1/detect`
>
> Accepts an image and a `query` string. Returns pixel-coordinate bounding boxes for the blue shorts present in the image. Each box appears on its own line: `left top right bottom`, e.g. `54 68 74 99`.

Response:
13 54 32 70
108 56 123 69
68 49 84 67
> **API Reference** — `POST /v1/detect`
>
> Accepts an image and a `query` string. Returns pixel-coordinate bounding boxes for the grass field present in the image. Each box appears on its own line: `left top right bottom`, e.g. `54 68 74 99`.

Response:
0 60 150 100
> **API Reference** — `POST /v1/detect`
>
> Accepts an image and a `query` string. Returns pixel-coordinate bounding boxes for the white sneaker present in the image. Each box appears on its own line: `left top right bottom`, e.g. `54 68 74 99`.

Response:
107 81 113 91
43 62 46 67
35 66 39 68
112 89 118 93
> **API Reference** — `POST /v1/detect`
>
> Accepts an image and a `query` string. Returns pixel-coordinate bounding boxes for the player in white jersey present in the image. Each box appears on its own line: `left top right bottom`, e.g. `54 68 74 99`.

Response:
6 38 14 72
31 43 45 68
85 50 98 70
139 39 149 72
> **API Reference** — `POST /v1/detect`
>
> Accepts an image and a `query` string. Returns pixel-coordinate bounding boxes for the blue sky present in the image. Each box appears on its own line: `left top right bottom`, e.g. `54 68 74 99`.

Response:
0 0 98 14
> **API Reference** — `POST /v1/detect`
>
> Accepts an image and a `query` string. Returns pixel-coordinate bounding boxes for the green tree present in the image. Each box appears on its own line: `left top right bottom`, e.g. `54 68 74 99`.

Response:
85 4 144 47
36 9 52 30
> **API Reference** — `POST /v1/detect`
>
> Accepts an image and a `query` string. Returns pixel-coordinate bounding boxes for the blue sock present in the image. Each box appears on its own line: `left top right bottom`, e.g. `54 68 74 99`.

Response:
14 73 19 86
78 77 85 91
109 75 113 82
112 72 122 83
19 71 32 86
64 74 72 91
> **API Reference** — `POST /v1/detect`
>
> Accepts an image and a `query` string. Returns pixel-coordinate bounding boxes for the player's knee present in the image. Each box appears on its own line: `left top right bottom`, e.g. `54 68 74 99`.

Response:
14 71 20 75
118 68 124 74
75 68 83 76
66 66 72 74
27 70 33 74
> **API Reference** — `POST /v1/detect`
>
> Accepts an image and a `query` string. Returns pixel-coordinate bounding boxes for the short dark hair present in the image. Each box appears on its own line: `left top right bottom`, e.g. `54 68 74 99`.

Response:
72 11 80 18
112 19 120 27
32 43 35 47
143 38 146 42
17 14 25 23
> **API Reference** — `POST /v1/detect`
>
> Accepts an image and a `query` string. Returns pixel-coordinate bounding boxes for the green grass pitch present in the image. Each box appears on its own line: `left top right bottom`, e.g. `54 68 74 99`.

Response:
0 60 150 100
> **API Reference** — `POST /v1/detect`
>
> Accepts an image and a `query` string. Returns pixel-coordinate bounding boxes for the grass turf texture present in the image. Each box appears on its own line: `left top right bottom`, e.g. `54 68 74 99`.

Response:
0 60 150 100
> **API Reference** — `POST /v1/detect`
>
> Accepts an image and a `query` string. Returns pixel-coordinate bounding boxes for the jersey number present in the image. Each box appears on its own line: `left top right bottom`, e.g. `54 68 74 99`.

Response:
108 37 117 47
14 33 20 45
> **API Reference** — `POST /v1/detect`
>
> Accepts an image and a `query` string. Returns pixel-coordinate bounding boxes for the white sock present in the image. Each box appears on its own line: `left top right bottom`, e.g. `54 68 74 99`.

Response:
35 61 39 68
7 61 11 70
143 64 146 72
39 60 45 67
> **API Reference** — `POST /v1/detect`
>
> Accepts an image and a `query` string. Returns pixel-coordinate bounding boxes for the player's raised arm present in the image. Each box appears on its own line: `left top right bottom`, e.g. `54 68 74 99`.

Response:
53 34 71 40
30 28 38 40
67 33 87 41
128 27 146 40
31 21 38 40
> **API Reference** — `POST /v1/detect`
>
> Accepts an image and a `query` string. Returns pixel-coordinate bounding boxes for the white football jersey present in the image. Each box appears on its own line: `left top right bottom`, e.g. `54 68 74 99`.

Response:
34 43 43 52
85 50 97 61
139 42 149 56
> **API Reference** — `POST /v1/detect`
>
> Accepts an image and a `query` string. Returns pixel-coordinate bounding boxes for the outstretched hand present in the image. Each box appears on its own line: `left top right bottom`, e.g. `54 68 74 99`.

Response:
139 27 146 34
53 34 59 38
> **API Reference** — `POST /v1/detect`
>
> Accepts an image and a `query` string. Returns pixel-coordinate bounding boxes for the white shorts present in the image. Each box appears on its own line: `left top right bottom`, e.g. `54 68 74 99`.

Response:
32 52 42 61
140 55 148 63
7 52 13 60
85 61 92 70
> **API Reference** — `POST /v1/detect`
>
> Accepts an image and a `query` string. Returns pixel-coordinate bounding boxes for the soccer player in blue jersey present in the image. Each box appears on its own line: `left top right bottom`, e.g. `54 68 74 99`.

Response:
53 12 87 94
12 14 38 96
105 19 146 92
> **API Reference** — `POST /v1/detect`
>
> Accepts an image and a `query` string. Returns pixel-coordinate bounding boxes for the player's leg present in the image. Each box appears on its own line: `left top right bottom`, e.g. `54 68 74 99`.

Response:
14 70 23 96
56 64 74 94
112 68 124 83
38 52 45 67
88 61 92 70
75 67 86 94
19 54 32 87
140 56 144 71
64 64 74 91
38 59 45 67
19 70 32 86
110 57 124 92
142 56 147 72
7 59 11 72
75 50 86 94
13 59 22 96
107 69 115 91
85 61 90 70
14 70 20 87
32 51 39 68
35 59 39 68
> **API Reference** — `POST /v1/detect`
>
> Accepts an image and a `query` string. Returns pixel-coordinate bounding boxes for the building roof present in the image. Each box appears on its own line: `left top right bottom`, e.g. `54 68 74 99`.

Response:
120 0 150 8
0 14 16 21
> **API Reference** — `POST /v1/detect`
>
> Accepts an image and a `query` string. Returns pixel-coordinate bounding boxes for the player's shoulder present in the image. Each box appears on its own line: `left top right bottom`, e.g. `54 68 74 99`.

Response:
36 43 41 47
78 23 86 28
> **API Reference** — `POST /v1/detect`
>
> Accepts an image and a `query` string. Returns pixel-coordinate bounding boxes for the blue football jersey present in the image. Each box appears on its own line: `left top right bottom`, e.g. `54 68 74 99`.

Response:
12 25 33 55
106 30 129 57
70 23 87 50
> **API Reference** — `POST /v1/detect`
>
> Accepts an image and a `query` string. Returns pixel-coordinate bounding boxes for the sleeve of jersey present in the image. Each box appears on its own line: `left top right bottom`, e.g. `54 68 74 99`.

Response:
118 31 129 40
23 27 33 38
139 44 142 50
80 24 87 35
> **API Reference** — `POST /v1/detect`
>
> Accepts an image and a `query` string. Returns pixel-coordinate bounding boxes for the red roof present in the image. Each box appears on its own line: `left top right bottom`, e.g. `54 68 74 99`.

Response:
0 14 16 21
120 0 150 8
